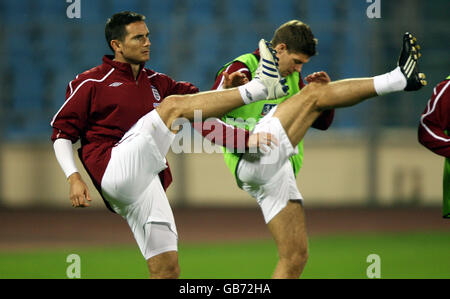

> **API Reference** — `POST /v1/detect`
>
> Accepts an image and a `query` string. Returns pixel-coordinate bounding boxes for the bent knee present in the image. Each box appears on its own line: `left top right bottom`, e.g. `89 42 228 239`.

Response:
156 95 186 129
298 82 329 112
281 247 309 271
294 247 309 266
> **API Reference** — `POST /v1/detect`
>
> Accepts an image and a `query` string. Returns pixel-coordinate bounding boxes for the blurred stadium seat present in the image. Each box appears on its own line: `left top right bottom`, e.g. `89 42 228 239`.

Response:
78 25 109 69
190 25 221 88
33 0 67 22
223 0 255 23
186 0 215 25
79 1 105 24
147 1 174 22
265 0 296 24
2 0 32 24
5 58 45 139
109 0 143 14
37 23 71 70
11 61 44 110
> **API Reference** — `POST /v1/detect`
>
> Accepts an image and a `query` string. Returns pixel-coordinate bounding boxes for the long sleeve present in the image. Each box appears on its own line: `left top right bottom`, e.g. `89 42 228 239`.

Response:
193 118 249 151
312 109 334 130
161 74 200 97
418 79 450 158
53 138 79 178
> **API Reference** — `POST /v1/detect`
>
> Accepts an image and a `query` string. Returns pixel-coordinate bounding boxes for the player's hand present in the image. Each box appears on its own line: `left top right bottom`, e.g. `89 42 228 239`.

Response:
305 71 331 84
223 71 249 88
247 132 279 154
68 172 92 208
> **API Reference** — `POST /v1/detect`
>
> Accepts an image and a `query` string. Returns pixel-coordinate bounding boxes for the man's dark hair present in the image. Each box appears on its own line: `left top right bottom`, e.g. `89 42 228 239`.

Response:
105 11 146 52
271 20 318 57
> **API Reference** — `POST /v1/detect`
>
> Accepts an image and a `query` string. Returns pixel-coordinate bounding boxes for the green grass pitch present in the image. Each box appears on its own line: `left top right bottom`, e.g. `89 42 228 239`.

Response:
1 231 449 279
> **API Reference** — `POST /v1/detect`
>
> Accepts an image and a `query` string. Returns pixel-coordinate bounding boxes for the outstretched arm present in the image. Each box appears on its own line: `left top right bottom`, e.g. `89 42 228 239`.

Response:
306 71 335 130
193 118 278 152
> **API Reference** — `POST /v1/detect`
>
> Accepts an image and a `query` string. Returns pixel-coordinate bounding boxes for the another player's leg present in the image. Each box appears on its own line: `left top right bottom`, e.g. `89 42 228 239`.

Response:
275 78 376 146
274 32 426 147
268 201 308 278
156 39 288 132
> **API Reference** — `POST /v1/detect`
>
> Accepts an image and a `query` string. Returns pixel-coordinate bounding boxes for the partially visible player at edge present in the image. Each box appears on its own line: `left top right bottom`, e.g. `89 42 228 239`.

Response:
50 11 290 279
418 75 450 219
200 23 426 278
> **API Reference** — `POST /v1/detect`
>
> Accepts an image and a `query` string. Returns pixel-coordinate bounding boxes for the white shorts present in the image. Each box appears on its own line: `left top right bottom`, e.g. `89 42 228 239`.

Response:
237 108 303 223
101 110 178 260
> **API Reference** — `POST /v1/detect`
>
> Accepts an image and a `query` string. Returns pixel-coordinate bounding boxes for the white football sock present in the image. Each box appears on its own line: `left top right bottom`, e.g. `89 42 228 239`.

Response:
238 79 268 104
373 66 407 96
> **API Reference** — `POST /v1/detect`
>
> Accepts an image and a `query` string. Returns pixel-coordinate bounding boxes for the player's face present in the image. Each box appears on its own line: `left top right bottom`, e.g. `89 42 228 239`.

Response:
117 21 151 64
275 44 310 77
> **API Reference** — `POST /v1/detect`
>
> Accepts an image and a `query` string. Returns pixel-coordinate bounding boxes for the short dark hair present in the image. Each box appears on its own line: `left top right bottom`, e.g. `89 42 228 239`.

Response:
105 11 146 52
271 20 318 57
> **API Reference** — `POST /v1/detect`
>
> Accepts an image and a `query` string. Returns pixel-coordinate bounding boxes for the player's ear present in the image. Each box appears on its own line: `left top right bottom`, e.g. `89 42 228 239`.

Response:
274 43 287 54
110 39 122 53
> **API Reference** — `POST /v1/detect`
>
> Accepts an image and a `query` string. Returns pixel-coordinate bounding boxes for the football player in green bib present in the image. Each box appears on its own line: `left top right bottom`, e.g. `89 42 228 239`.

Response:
206 21 426 278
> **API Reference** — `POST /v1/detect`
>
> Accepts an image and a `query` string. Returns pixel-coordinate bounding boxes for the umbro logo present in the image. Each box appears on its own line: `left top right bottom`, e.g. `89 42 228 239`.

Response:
109 82 123 87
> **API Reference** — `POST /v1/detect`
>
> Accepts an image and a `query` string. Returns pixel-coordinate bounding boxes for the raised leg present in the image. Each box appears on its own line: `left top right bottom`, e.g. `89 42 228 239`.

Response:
274 78 376 146
273 32 426 147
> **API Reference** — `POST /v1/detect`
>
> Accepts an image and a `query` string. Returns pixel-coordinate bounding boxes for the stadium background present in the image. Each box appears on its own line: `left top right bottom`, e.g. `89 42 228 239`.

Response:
0 0 449 279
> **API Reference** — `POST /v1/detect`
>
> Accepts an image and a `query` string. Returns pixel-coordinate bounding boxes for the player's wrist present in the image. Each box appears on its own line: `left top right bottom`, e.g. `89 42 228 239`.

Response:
67 172 82 184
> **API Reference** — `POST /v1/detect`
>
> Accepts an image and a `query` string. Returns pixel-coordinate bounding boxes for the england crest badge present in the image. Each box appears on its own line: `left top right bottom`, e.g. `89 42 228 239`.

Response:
151 85 161 101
